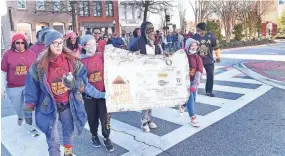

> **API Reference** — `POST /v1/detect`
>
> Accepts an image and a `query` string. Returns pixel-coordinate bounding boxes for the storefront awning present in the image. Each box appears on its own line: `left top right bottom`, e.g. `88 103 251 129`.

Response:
81 22 114 28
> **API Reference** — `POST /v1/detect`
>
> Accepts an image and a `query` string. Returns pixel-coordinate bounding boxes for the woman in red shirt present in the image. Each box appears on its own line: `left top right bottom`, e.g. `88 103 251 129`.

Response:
1 34 39 136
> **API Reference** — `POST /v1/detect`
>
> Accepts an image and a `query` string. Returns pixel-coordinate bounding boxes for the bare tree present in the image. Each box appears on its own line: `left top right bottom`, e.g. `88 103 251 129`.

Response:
121 0 178 22
188 0 213 25
33 0 92 32
178 1 187 33
211 0 241 42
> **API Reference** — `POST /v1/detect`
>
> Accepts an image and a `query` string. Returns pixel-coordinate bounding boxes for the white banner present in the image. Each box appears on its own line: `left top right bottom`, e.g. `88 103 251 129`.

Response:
104 46 190 112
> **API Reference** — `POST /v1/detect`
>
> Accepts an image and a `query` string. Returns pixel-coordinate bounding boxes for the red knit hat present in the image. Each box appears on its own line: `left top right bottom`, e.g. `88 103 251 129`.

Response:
65 32 77 39
11 34 26 45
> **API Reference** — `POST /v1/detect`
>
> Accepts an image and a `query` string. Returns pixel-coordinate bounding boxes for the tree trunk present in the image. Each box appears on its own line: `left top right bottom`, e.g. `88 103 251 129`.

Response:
71 3 77 33
143 1 149 22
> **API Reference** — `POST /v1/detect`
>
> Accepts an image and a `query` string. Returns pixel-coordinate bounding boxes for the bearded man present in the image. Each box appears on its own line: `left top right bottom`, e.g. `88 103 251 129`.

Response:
130 21 163 132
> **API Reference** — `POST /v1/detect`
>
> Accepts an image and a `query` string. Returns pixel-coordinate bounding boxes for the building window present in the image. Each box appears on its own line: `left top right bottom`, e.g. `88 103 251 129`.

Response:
53 0 61 11
105 1 114 17
17 23 32 42
53 22 65 35
93 1 102 17
79 1 90 16
17 0 27 9
36 0 45 10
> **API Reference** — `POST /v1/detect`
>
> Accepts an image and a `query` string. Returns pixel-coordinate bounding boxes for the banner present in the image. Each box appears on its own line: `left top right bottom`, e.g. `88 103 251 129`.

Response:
104 46 190 112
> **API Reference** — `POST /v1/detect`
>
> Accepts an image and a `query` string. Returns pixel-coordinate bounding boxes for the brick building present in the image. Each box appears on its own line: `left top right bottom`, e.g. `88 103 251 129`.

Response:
77 0 120 35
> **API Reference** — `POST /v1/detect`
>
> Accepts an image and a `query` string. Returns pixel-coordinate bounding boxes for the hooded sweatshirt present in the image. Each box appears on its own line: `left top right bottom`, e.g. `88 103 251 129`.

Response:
184 38 203 88
80 53 104 92
129 21 162 55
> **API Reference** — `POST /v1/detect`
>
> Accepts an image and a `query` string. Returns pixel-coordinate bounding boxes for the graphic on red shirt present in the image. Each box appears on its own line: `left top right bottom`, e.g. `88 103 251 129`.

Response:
51 78 68 96
15 57 28 76
89 70 102 83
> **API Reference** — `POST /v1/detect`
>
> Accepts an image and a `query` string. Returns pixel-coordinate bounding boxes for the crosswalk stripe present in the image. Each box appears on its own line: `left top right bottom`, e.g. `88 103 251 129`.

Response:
214 77 263 84
196 94 234 107
1 115 74 156
199 83 252 94
215 69 241 79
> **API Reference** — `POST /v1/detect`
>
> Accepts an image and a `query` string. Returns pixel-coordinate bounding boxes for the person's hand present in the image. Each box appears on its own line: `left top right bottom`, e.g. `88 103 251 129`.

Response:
62 72 75 89
216 58 221 63
1 88 7 99
104 92 111 99
190 87 196 93
25 117 33 125
163 52 170 57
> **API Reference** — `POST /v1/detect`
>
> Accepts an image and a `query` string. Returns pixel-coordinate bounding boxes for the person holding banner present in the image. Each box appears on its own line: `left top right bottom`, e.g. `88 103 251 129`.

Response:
80 35 114 152
183 38 203 127
130 21 163 132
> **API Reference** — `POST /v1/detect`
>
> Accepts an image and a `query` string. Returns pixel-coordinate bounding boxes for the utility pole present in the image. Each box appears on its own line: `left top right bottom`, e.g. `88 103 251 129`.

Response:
164 9 167 36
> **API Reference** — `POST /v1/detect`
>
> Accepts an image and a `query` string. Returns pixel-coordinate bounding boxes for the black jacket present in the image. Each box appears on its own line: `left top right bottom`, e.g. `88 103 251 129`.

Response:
129 21 162 55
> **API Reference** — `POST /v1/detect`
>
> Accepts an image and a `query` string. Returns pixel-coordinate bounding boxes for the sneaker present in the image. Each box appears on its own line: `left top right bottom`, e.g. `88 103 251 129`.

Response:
103 138 114 152
29 129 40 137
179 105 186 116
18 118 24 126
206 92 215 97
91 135 101 148
141 119 150 132
190 116 200 127
148 121 157 129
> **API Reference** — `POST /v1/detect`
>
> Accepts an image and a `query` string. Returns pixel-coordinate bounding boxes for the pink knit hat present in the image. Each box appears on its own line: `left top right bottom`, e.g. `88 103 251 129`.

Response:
65 32 77 39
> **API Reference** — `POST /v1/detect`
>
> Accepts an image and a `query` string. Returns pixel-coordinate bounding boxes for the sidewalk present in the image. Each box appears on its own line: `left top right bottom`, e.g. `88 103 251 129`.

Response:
234 61 285 89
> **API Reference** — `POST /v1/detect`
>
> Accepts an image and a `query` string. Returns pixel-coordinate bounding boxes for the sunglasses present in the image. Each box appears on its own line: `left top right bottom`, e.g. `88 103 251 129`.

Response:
93 32 100 34
15 42 25 45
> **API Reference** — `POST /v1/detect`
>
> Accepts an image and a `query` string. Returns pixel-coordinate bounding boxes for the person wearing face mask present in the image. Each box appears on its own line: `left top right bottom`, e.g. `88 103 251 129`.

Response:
1 34 39 136
179 38 203 127
64 32 81 58
92 29 107 55
192 22 221 97
29 27 54 57
79 35 114 152
24 31 106 156
130 21 164 132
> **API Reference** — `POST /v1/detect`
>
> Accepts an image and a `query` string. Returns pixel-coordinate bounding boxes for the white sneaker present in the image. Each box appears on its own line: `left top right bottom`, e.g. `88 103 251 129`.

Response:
190 116 200 127
29 129 40 137
141 119 150 132
148 121 157 129
18 118 24 126
179 105 186 116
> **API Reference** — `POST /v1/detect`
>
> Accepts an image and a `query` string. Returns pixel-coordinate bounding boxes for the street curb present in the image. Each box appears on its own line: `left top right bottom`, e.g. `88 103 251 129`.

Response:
233 63 285 90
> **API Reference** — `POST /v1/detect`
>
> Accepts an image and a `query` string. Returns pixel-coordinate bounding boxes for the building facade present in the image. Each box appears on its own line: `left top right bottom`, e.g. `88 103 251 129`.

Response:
77 0 120 35
119 1 143 34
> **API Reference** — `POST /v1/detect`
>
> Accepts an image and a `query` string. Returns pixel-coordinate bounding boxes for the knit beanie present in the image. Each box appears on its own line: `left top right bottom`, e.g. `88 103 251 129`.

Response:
44 30 63 48
38 27 54 44
185 38 199 53
11 34 26 45
80 35 95 46
196 22 207 31
66 32 77 39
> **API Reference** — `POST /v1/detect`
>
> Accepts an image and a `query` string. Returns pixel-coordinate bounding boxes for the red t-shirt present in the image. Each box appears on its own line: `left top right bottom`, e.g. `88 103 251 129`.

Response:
186 53 203 81
29 43 45 57
80 54 104 92
1 49 36 88
47 54 71 103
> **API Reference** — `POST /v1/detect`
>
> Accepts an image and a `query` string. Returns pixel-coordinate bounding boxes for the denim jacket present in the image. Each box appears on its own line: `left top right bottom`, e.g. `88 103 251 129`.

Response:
24 56 105 136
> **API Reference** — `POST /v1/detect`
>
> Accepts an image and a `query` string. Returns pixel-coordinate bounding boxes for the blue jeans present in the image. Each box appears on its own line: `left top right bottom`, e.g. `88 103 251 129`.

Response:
186 90 197 117
46 107 74 156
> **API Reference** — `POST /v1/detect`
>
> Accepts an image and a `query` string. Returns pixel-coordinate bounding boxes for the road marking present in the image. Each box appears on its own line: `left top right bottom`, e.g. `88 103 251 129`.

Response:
221 54 285 61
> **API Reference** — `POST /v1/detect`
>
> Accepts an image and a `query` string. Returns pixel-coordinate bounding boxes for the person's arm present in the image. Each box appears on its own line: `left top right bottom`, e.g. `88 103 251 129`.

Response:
69 60 105 99
23 64 40 118
211 34 221 62
1 52 9 98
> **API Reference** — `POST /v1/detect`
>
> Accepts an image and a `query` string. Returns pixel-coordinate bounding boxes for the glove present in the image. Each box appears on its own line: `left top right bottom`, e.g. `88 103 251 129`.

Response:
25 117 33 125
62 72 75 89
216 58 221 63
190 87 196 93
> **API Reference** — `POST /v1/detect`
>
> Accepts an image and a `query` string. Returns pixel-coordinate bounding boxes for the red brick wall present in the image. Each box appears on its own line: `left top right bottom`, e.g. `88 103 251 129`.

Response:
77 0 120 35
